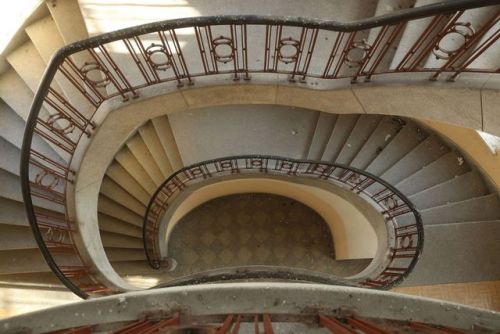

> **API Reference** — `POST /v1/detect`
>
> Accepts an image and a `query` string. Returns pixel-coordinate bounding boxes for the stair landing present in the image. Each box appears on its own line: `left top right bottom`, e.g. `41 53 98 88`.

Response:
164 193 370 279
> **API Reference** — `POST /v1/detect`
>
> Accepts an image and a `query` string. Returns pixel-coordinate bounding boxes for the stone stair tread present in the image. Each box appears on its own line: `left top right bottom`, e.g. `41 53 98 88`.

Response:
98 196 144 227
335 114 382 166
365 122 423 176
126 134 165 187
381 135 448 184
419 194 500 225
306 113 337 160
395 151 471 196
321 114 359 161
99 213 142 238
138 121 174 178
408 171 489 209
101 231 143 249
100 177 147 217
350 116 402 170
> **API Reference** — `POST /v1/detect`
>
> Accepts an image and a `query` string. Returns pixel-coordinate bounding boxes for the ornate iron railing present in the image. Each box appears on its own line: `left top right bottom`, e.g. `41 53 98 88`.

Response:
21 0 499 298
144 155 423 290
42 314 476 334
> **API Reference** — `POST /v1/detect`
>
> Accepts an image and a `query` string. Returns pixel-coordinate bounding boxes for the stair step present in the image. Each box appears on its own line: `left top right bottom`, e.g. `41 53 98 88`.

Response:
47 0 88 44
350 116 402 170
100 177 146 217
106 162 150 206
0 69 48 121
101 232 143 249
151 116 183 171
115 148 157 195
335 114 382 166
0 225 37 250
98 196 143 227
381 135 448 184
409 171 489 210
395 151 471 196
306 113 337 160
365 122 424 176
99 213 142 238
420 194 500 225
0 249 51 274
0 137 21 176
138 121 174 178
0 198 29 227
105 248 147 261
26 15 94 118
0 102 67 163
25 16 65 64
0 272 63 289
112 260 160 276
402 220 500 285
0 80 69 162
321 114 359 161
6 41 63 94
0 169 23 202
127 134 164 186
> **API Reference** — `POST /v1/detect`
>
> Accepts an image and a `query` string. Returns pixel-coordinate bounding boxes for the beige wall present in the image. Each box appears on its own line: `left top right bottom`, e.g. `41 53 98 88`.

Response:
423 120 500 190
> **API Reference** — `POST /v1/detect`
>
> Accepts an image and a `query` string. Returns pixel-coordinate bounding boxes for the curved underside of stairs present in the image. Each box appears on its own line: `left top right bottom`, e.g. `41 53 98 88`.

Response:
0 0 499 299
92 106 500 289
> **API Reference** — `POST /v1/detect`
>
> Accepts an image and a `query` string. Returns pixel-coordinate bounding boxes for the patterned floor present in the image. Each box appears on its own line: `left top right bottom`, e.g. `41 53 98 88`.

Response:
165 193 369 279
393 280 500 311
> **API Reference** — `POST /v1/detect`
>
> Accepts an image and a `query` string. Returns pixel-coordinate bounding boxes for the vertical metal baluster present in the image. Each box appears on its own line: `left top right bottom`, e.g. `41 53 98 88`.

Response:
365 23 405 81
300 28 319 82
262 314 274 334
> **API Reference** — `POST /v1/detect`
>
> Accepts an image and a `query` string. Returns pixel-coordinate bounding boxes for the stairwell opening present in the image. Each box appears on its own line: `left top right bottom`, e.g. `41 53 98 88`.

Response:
165 193 350 279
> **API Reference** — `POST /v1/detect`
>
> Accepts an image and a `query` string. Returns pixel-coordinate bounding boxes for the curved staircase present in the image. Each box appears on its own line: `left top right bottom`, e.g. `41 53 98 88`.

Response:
0 0 498 318
96 110 500 288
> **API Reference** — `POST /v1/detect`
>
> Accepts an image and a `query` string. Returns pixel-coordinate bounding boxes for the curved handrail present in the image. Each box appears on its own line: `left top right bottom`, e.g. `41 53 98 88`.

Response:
20 0 499 297
143 155 424 290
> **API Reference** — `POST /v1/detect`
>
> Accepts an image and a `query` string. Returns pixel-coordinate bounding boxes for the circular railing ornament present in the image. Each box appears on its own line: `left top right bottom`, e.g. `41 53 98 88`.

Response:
345 40 371 68
212 36 234 63
433 22 475 60
35 170 60 190
278 37 300 64
47 113 77 135
145 43 172 70
80 62 111 87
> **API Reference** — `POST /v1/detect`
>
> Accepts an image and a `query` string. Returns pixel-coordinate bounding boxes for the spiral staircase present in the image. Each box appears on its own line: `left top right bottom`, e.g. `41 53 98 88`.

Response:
0 0 500 332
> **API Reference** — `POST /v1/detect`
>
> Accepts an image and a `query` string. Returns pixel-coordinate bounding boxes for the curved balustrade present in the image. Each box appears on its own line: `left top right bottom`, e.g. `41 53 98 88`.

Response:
3 283 499 333
144 155 423 290
21 0 499 297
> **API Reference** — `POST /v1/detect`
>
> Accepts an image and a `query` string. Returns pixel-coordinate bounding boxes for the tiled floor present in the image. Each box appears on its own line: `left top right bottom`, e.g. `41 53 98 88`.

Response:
165 193 369 279
393 280 500 311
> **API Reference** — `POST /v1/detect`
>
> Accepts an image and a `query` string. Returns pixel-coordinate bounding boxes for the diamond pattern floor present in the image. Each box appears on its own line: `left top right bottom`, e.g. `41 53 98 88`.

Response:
393 280 500 311
163 193 369 279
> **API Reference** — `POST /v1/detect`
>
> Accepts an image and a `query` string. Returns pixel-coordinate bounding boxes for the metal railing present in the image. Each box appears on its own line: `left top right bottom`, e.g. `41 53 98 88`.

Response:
44 313 473 334
21 0 499 297
144 155 423 290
